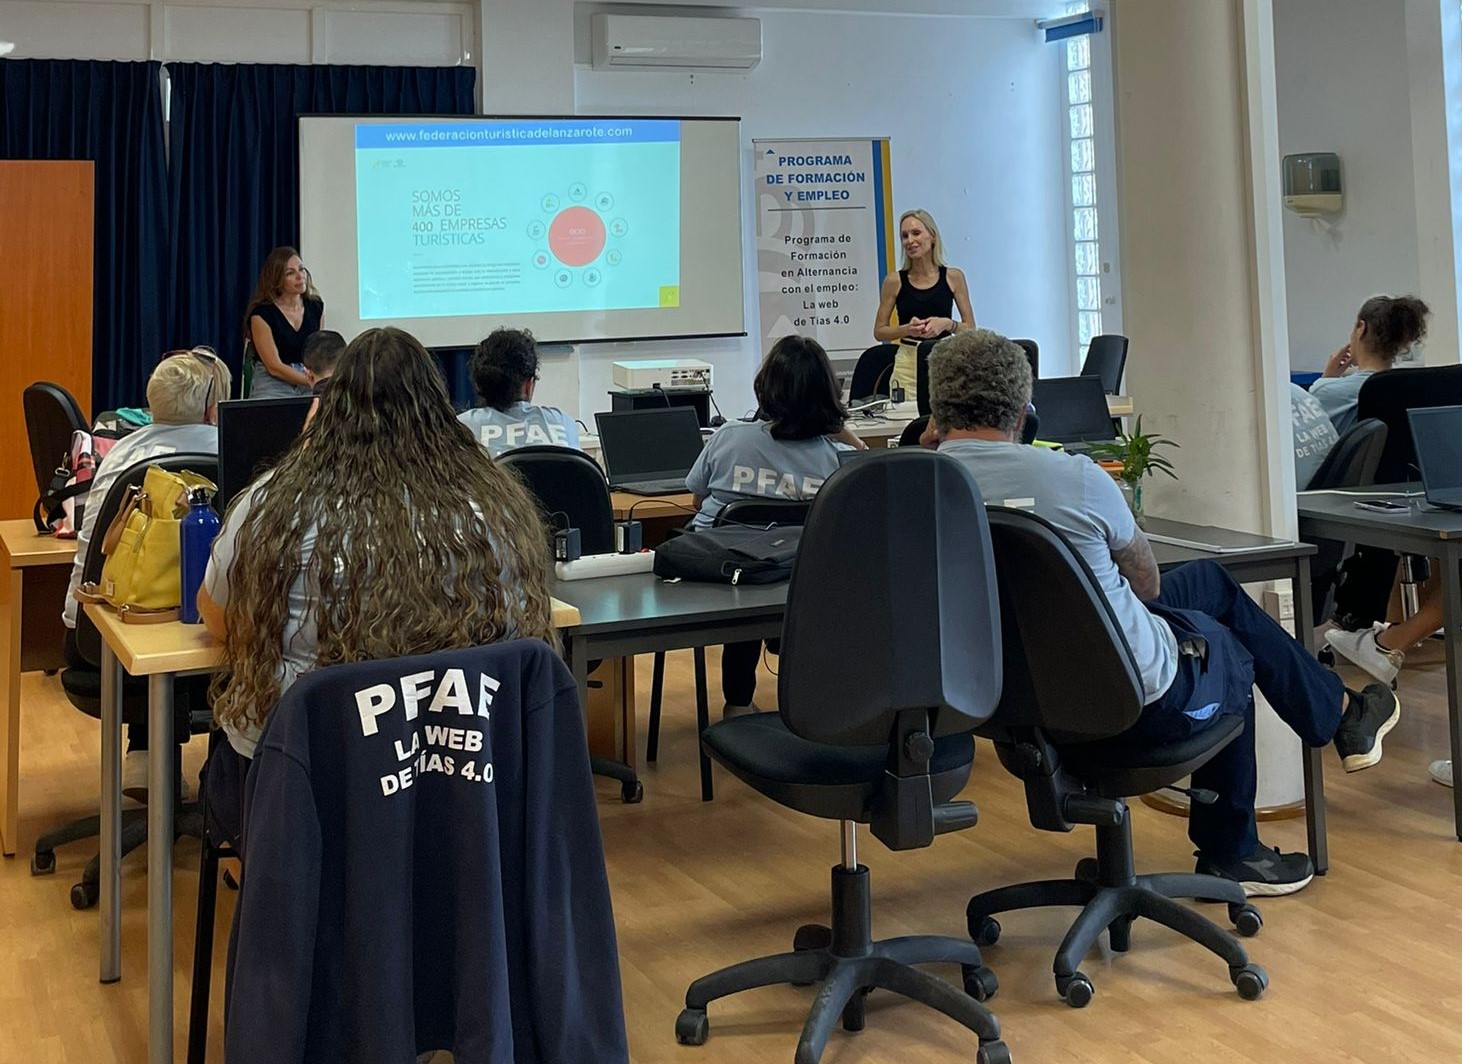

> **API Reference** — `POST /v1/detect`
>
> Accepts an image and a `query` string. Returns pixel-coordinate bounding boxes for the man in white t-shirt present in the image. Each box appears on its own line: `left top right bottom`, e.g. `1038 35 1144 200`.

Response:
923 329 1399 897
457 328 579 457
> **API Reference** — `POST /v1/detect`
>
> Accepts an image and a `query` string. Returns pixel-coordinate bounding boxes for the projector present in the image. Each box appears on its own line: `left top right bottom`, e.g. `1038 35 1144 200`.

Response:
611 359 712 392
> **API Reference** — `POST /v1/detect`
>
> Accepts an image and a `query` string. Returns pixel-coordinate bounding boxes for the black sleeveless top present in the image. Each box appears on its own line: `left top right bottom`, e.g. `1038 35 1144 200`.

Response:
248 298 324 366
894 266 955 325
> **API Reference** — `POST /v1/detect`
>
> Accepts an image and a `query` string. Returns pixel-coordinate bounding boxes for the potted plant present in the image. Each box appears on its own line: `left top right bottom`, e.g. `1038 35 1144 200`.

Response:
1087 416 1179 526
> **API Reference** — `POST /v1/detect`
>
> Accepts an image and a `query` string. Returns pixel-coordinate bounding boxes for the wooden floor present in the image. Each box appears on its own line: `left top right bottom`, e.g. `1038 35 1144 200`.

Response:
3 643 1462 1064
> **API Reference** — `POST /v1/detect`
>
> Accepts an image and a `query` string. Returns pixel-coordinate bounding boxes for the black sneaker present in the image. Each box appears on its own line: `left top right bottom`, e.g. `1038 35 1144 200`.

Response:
1195 844 1315 897
1333 683 1401 773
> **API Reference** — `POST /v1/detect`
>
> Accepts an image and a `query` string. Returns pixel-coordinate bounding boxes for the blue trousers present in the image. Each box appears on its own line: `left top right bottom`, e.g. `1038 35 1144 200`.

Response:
1131 561 1343 860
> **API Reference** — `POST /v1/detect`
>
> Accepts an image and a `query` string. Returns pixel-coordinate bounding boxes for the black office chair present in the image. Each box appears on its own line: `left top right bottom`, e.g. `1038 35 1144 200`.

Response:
498 446 643 803
30 454 217 909
849 343 897 401
1081 335 1129 395
675 450 1010 1064
1012 338 1040 379
1303 419 1387 626
899 415 1040 448
23 380 89 498
965 508 1267 1009
644 498 814 800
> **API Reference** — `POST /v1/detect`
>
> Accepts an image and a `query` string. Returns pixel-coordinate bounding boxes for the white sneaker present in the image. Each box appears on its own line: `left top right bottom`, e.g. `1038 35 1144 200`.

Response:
721 701 761 719
121 750 192 803
1324 626 1404 686
1430 760 1454 788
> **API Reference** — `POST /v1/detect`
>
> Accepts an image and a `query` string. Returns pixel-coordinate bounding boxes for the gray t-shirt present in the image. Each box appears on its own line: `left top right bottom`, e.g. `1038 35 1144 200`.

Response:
1290 382 1340 490
458 401 580 457
939 438 1179 703
684 420 847 529
1308 370 1373 436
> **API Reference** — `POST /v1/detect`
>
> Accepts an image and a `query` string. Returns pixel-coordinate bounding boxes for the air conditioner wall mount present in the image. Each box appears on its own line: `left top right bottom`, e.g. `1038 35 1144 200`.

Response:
590 14 762 71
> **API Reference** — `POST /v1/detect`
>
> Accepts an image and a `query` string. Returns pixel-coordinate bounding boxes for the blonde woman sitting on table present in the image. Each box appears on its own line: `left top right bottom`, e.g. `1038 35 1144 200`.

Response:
199 327 556 810
872 208 976 403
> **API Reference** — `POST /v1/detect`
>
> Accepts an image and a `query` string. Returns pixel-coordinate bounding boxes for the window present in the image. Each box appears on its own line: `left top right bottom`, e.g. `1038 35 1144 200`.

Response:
1062 2 1103 364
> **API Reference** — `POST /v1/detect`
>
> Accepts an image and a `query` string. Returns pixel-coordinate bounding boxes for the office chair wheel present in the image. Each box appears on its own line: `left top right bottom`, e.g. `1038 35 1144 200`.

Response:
223 868 240 891
789 923 832 985
976 1040 1013 1064
1232 963 1269 1001
962 964 999 1002
70 880 99 910
30 851 56 876
1074 857 1100 882
1229 902 1263 937
1318 645 1336 668
1057 972 1094 1009
970 915 1002 947
621 780 644 804
674 1007 709 1046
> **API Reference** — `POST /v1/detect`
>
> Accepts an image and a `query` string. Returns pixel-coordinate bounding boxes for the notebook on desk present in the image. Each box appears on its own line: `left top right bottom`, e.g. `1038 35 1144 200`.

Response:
1143 518 1293 554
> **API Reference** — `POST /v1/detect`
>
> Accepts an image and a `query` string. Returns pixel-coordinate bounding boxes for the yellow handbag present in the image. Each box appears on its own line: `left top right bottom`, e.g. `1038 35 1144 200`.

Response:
78 466 217 622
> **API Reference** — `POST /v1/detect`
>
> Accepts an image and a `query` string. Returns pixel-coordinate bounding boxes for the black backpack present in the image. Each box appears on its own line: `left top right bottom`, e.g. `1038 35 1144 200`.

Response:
652 525 802 585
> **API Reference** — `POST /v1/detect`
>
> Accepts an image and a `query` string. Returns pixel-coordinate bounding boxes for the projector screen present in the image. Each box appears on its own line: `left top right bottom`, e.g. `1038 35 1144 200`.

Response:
298 115 746 348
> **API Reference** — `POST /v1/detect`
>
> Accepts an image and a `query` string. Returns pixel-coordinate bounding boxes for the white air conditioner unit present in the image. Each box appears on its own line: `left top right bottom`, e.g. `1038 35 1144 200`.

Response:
590 14 762 71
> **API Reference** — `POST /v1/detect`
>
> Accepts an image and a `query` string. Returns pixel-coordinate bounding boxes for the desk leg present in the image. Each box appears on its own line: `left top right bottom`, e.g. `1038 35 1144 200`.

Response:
1293 557 1329 875
99 641 123 984
0 571 20 857
1441 544 1462 842
147 674 175 1064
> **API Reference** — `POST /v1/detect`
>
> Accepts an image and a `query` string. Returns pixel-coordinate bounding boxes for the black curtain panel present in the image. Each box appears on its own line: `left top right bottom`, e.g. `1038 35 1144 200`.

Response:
1 60 169 412
165 64 477 382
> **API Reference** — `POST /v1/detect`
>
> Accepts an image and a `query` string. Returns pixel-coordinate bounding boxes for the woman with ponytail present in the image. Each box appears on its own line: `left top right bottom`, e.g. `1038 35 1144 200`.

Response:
1310 294 1431 434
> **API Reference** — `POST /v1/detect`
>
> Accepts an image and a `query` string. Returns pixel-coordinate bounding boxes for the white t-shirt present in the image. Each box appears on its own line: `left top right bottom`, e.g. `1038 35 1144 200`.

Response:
458 402 580 458
684 420 847 530
939 438 1179 704
1308 370 1374 436
63 422 219 629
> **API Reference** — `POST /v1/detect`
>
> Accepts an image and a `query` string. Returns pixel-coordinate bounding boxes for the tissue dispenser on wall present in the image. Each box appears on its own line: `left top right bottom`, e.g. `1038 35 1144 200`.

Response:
1283 152 1342 216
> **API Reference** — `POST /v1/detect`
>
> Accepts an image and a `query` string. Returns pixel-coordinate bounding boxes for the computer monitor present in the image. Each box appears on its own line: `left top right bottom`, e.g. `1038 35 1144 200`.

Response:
593 407 705 486
216 396 314 510
1408 405 1462 509
1030 376 1116 446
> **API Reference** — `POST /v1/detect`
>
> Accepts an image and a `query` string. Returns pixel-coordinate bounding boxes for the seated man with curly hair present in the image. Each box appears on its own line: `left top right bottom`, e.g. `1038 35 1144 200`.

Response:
922 328 1399 898
458 327 580 457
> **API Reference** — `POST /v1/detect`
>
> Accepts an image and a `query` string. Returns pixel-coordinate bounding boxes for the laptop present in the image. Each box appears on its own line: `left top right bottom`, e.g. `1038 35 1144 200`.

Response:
1030 376 1116 451
594 407 705 495
1408 405 1462 510
216 396 314 510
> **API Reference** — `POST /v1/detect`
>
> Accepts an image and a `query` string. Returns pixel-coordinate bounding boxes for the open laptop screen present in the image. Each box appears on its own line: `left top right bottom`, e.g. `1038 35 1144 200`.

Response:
1409 405 1462 502
216 397 314 511
594 407 705 482
1030 376 1114 445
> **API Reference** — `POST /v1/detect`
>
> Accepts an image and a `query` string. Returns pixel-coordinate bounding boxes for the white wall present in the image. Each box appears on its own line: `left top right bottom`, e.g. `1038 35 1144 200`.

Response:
1273 0 1420 370
481 0 1073 419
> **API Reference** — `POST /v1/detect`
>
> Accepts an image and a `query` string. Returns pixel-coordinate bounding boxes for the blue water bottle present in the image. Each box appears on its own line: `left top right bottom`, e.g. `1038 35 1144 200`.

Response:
179 487 221 624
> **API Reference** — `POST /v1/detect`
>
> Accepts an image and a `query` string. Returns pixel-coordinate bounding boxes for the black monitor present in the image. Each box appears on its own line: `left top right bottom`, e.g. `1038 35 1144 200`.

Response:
593 407 704 486
216 397 313 510
1409 405 1462 507
1030 376 1115 446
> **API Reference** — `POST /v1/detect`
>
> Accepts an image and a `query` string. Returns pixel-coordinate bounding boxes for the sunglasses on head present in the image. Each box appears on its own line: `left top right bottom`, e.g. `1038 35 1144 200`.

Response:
161 347 224 407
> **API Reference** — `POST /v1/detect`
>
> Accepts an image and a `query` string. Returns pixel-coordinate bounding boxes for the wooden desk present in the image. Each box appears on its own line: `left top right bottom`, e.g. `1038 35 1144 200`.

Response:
610 491 695 549
86 597 582 1064
0 520 77 856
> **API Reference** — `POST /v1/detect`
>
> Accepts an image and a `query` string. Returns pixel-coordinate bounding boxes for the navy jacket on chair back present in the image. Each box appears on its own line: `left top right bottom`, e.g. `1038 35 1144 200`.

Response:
226 640 628 1064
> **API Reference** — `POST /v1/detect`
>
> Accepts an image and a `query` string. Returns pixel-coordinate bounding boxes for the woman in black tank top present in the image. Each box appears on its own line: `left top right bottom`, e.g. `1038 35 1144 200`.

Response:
873 209 975 345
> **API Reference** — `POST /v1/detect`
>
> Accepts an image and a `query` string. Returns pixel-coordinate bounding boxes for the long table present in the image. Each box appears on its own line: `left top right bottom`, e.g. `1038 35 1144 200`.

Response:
848 395 1135 446
1297 486 1462 840
86 598 583 1064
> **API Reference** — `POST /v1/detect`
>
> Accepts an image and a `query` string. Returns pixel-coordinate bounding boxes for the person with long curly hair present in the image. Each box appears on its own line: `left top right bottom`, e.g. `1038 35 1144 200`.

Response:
198 326 556 759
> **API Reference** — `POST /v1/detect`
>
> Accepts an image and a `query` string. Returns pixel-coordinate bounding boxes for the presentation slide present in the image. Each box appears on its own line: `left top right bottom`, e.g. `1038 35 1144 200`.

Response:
300 116 744 348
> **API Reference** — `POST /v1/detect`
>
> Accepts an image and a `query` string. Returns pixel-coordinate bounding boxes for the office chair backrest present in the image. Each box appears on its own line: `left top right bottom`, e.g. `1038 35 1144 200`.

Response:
898 416 929 448
1012 338 1040 379
1305 417 1386 492
849 344 897 401
498 445 615 555
715 498 811 528
74 453 219 666
1080 335 1129 395
982 507 1144 744
1356 364 1462 483
23 381 89 496
779 449 1001 746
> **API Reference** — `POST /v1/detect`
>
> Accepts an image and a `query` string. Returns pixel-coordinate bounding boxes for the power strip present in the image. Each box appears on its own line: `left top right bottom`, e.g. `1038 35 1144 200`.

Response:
554 551 656 581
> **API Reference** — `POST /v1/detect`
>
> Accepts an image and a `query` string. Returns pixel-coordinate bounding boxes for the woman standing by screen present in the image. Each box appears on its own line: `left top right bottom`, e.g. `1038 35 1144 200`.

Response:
244 246 323 398
871 209 975 403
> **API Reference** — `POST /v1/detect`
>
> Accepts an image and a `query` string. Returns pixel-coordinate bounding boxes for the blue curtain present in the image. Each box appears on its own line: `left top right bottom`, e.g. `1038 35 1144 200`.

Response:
166 64 477 381
1 60 169 412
